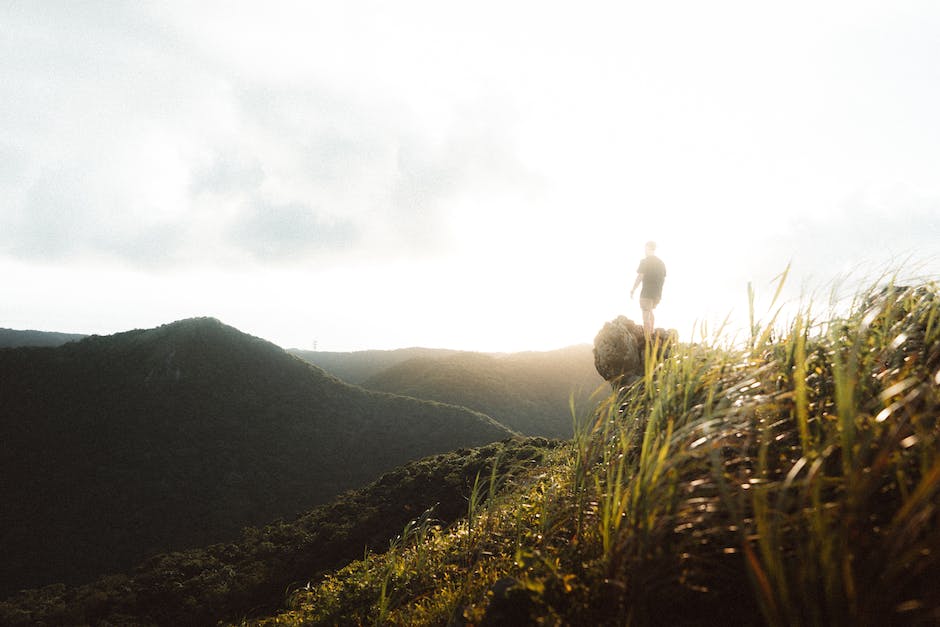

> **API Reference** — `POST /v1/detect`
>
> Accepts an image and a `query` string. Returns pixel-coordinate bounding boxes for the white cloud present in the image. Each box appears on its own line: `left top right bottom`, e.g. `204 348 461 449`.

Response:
1 2 538 269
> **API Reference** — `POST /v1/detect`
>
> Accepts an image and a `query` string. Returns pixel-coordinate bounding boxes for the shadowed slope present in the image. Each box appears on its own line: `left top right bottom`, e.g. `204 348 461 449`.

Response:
0 438 559 627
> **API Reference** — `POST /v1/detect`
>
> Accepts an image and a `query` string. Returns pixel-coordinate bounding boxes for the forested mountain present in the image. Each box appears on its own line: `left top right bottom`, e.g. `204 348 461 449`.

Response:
360 345 606 438
0 327 86 347
288 347 460 384
0 318 513 596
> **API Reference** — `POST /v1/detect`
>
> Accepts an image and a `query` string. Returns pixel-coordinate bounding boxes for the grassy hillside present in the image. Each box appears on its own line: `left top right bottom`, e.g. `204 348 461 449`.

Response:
239 281 940 625
0 437 559 627
0 318 513 597
0 327 86 347
289 347 461 385
361 345 606 438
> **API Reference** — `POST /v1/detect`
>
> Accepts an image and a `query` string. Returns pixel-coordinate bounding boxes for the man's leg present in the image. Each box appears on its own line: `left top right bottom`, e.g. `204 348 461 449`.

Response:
639 299 654 338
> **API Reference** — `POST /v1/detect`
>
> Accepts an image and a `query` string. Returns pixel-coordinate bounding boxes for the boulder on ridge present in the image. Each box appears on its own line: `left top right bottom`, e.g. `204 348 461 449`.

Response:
593 316 676 387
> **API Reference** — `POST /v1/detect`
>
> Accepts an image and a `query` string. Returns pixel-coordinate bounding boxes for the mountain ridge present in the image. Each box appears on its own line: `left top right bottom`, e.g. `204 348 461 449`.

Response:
358 344 605 438
0 327 86 348
288 346 464 384
0 317 513 596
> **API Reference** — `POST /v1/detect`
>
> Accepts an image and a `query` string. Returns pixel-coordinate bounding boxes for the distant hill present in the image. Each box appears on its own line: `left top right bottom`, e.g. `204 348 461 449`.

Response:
360 345 606 438
0 327 86 347
288 347 461 384
0 318 513 596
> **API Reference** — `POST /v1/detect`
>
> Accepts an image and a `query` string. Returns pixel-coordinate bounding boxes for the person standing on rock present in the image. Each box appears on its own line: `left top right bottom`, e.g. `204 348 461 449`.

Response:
630 241 666 339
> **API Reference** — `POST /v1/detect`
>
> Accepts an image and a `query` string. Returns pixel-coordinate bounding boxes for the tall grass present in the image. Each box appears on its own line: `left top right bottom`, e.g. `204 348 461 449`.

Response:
574 276 939 625
466 452 502 532
374 507 439 626
245 277 940 626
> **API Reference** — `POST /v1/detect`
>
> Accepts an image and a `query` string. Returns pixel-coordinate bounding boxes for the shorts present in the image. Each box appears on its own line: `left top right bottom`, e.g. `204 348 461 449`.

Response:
639 297 659 312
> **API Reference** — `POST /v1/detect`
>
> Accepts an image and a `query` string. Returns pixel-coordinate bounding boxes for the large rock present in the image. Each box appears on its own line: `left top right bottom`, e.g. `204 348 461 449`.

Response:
593 316 675 386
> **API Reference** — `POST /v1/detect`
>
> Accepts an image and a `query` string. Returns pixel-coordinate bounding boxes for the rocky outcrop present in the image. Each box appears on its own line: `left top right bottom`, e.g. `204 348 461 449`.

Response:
593 316 675 387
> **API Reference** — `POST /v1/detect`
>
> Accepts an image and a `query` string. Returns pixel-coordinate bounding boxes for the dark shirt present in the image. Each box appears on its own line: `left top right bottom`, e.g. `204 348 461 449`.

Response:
636 255 666 300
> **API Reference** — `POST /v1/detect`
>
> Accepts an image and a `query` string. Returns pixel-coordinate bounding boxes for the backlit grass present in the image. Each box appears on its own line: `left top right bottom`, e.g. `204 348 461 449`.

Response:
241 278 940 626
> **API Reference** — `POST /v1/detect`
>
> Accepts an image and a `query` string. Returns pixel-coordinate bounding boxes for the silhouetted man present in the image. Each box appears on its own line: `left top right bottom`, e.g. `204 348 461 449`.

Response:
630 241 666 338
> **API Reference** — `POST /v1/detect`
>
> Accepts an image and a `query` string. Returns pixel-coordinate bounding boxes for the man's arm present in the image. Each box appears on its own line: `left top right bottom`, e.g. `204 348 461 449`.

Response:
630 273 643 298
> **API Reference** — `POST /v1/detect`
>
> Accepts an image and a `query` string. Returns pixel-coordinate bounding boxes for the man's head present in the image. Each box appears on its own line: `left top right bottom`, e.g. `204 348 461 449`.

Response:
645 240 657 256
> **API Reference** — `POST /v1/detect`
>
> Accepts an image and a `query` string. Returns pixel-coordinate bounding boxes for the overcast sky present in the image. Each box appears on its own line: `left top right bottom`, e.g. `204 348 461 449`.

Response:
2 1 939 351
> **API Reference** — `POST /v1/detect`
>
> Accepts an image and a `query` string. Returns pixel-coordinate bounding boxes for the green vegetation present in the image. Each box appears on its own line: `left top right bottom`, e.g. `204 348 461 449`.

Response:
0 438 559 627
358 346 605 438
239 280 940 625
0 318 512 596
